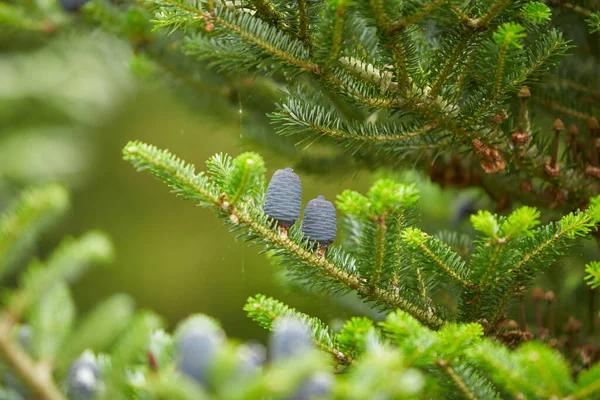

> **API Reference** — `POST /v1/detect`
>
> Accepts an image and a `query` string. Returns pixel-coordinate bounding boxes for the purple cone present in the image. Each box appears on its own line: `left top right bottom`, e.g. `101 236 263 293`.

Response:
302 195 337 247
264 168 302 228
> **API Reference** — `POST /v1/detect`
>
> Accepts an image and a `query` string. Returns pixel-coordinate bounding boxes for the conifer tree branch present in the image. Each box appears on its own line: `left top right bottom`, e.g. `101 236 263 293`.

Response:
545 0 593 17
415 268 427 299
437 360 479 400
464 244 507 321
368 0 410 90
452 0 509 30
471 345 550 398
513 217 594 273
370 222 385 290
209 11 320 73
273 101 433 143
429 32 473 98
124 142 445 329
493 35 510 98
533 97 592 121
488 213 597 326
510 31 569 88
570 380 600 400
250 0 282 27
297 0 309 47
477 0 510 28
0 185 69 280
451 5 473 25
154 0 319 73
246 295 354 365
554 77 600 99
0 314 65 400
235 208 443 328
414 240 474 288
390 0 444 31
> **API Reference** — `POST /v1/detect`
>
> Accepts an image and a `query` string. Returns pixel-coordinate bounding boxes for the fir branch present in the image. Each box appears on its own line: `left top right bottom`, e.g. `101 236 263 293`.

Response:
250 0 283 27
313 0 348 68
390 0 443 31
153 0 319 73
369 222 385 290
545 0 593 17
271 95 431 145
437 360 479 400
297 0 309 47
453 0 509 30
402 228 474 288
572 363 600 399
429 31 473 98
0 314 65 400
337 57 400 93
533 97 592 121
124 142 445 328
416 268 428 301
124 141 220 206
367 0 411 90
469 342 547 398
477 0 511 28
8 232 114 318
488 211 598 326
210 7 319 73
235 208 443 327
0 184 69 280
244 294 354 365
510 29 570 88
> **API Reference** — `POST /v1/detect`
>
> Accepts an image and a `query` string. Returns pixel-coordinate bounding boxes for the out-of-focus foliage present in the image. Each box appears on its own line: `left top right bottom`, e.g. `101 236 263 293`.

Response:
0 28 134 187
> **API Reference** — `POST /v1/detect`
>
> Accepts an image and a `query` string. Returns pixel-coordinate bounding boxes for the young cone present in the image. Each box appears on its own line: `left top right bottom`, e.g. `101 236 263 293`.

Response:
67 351 102 400
269 318 313 362
264 168 302 237
302 195 337 254
175 318 226 385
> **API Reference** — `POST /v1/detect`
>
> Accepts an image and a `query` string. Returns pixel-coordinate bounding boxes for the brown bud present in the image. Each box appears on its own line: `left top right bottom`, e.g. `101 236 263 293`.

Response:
588 117 600 132
552 118 565 131
544 160 560 177
520 181 533 193
564 317 582 333
472 139 506 174
532 287 545 300
507 320 519 329
567 125 579 142
518 87 531 99
585 165 600 179
491 114 504 124
544 291 556 303
511 132 530 146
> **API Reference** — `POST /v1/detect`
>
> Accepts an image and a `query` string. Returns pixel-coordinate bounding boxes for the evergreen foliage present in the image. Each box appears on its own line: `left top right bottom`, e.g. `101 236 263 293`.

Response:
3 0 600 398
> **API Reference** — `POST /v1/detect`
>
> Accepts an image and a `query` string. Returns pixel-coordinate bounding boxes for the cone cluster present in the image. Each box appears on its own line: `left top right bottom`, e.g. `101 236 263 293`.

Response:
264 168 337 248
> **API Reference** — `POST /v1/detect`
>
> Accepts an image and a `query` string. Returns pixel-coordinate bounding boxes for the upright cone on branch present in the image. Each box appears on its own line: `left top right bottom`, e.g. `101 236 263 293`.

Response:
302 195 337 252
264 168 302 235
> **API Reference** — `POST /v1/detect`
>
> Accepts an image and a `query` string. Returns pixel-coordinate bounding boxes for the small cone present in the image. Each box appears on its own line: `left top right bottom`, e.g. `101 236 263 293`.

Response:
302 195 337 248
264 168 302 228
552 118 565 131
269 318 313 361
518 87 531 99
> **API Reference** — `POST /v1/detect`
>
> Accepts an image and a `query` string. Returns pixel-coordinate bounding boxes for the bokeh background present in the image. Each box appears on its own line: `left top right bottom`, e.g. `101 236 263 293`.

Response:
1 28 592 342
